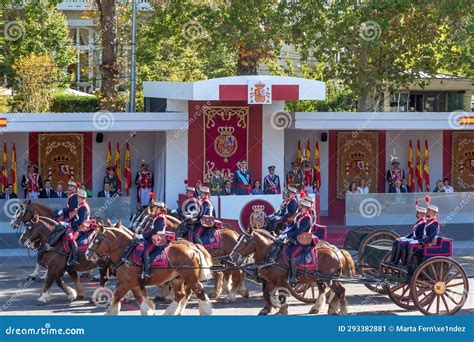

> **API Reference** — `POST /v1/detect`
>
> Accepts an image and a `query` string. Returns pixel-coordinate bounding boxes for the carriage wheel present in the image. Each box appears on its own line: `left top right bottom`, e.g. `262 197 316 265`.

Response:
288 283 318 304
343 226 376 251
354 226 377 233
360 245 391 294
358 230 400 258
385 282 416 310
410 257 469 315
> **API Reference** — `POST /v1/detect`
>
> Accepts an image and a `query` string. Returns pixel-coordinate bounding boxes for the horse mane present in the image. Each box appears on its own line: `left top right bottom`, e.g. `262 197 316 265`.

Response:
165 215 181 225
30 201 54 214
253 229 276 242
105 226 134 239
38 216 58 226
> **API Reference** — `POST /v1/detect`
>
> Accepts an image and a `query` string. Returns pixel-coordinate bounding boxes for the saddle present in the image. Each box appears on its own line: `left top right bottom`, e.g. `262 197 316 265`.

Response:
63 230 96 253
132 244 170 268
190 226 222 249
283 245 318 271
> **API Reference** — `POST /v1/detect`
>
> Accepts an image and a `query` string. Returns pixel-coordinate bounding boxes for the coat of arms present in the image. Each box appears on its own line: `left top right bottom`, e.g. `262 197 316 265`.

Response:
248 81 272 104
249 205 267 230
214 126 238 162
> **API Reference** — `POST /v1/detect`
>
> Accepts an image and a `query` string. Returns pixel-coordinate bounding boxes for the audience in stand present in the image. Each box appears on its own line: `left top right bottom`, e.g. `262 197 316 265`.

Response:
357 179 369 194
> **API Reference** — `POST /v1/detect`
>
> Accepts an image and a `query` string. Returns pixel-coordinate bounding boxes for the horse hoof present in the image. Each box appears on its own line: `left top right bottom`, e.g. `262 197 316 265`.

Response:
238 289 250 299
76 294 85 300
208 291 220 299
309 309 319 314
258 309 270 316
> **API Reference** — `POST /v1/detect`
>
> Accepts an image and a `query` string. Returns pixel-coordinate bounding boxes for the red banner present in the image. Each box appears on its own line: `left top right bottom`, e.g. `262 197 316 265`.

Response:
203 105 249 182
114 141 122 195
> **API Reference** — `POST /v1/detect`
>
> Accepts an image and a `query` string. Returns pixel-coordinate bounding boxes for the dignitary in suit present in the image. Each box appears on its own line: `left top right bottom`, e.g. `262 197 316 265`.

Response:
263 165 281 194
39 180 54 199
52 183 67 198
233 160 252 195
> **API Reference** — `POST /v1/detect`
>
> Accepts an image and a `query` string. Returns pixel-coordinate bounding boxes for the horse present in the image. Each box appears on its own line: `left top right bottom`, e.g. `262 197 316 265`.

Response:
11 200 55 280
230 227 355 315
85 225 214 315
19 216 106 305
164 215 249 302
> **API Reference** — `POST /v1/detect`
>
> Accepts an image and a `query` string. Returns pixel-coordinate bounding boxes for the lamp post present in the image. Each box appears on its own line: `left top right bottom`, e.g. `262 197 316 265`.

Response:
129 0 137 112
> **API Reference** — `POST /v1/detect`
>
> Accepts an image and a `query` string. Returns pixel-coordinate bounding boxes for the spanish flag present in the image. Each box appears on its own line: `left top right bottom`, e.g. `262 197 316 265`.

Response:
11 142 17 194
415 140 423 192
314 140 321 191
124 142 131 196
0 118 6 127
106 140 112 170
2 142 7 192
297 140 302 164
305 140 311 161
114 141 122 195
423 139 430 192
408 140 415 190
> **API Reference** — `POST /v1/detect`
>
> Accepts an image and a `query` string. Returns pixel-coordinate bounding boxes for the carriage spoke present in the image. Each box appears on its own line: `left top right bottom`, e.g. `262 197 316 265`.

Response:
391 283 405 293
425 292 436 311
441 294 451 314
416 280 433 289
400 285 409 299
444 291 461 305
442 264 454 281
421 270 436 283
445 289 464 296
436 294 440 314
430 263 439 281
439 262 444 281
444 271 460 284
446 282 465 288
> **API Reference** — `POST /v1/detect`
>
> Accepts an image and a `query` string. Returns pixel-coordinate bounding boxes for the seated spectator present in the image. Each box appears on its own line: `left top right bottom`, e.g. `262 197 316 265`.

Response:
39 180 54 198
103 167 118 192
442 178 454 193
347 181 358 194
433 180 445 193
53 183 67 198
401 179 411 193
7 184 18 198
222 180 234 196
389 179 406 193
252 180 263 195
357 179 369 194
80 183 93 198
0 185 17 199
98 183 115 198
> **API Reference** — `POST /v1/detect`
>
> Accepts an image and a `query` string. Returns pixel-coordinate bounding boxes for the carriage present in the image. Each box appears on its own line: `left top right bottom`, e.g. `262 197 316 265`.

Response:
282 226 469 315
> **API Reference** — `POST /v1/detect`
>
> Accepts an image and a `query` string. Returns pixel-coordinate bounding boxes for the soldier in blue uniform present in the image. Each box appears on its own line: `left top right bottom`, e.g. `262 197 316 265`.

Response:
389 205 426 265
65 189 90 266
233 160 252 195
266 187 301 263
57 181 79 221
404 203 440 266
281 200 313 283
135 201 167 281
194 186 214 244
176 186 202 240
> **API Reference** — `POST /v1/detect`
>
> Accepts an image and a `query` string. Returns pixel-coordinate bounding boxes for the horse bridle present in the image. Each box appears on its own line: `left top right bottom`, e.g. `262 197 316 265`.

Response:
230 231 256 264
86 231 114 268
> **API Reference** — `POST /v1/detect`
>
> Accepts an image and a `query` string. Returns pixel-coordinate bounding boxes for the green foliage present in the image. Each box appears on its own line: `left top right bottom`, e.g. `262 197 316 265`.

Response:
3 0 75 87
0 97 10 113
50 93 100 112
12 53 59 112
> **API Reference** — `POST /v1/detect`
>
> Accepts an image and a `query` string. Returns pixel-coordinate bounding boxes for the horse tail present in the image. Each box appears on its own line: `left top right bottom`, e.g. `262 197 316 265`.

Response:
192 244 213 281
339 249 356 278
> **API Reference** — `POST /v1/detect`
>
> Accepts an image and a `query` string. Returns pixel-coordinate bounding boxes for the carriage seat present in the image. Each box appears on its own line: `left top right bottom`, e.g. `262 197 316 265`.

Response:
311 224 327 241
414 237 453 258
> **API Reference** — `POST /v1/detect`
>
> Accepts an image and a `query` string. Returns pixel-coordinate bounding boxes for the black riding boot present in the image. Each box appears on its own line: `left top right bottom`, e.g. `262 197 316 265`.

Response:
288 257 298 285
398 248 407 266
121 240 138 263
267 243 281 263
67 240 80 266
402 248 414 266
389 245 401 265
141 253 152 281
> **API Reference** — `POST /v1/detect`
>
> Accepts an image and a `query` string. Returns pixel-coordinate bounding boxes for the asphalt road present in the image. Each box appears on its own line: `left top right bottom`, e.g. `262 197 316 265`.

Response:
0 255 472 316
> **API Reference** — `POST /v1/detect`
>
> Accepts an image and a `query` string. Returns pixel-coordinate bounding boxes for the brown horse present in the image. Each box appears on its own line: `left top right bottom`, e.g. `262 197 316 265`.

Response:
85 225 214 315
162 215 248 302
230 228 355 315
11 200 55 279
20 216 104 304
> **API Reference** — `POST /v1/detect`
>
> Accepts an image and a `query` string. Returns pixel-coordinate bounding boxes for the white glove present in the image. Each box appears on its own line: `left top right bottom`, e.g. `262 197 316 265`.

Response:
57 210 63 216
135 234 144 240
277 234 287 241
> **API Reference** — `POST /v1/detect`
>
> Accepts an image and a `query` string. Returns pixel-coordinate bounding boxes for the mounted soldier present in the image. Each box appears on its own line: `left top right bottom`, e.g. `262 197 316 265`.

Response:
134 201 167 281
266 185 299 235
131 192 157 233
389 204 427 265
176 186 201 240
64 189 90 266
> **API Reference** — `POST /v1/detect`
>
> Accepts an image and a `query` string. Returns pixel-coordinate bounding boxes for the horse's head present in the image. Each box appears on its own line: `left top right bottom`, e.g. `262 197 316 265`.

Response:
229 227 259 265
85 225 109 263
19 219 45 250
10 200 32 229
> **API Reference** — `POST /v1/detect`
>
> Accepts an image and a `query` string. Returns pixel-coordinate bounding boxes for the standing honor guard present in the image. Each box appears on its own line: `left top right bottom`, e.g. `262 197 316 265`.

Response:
233 160 252 195
22 162 43 199
135 160 154 208
286 162 304 190
263 165 281 194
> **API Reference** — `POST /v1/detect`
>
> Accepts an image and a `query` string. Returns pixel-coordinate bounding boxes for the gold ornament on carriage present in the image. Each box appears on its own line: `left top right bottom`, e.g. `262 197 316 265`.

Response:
249 205 266 230
214 126 238 163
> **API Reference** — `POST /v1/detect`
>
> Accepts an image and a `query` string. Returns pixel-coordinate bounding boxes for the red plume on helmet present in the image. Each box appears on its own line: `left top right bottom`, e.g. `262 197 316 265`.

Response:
425 195 431 204
300 189 306 198
149 192 155 200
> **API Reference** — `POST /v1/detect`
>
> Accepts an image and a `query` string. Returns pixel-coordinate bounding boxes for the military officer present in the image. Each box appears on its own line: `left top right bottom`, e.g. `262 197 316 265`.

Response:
21 162 43 199
389 205 426 265
263 165 281 194
386 157 406 188
210 170 226 196
286 162 304 190
135 160 154 208
233 160 252 195
302 160 314 193
65 189 90 266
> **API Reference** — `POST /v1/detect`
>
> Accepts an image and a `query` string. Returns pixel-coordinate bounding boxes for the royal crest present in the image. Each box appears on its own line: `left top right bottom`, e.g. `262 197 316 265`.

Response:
248 81 272 104
249 205 266 230
239 199 275 233
214 126 238 162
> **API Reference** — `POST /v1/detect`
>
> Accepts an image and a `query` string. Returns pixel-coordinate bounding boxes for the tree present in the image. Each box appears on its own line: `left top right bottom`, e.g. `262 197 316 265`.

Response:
291 0 473 111
12 53 59 112
3 0 74 86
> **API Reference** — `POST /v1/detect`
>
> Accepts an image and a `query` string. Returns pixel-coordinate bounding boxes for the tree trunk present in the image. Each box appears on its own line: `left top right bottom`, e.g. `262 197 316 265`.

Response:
236 48 259 75
96 0 119 111
357 44 369 112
